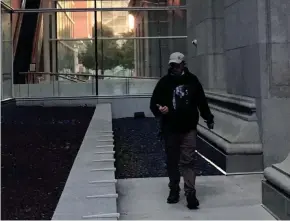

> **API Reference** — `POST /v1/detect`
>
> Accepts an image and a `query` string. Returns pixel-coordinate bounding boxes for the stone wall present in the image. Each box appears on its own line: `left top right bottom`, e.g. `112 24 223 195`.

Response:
187 0 226 90
187 0 290 168
255 0 290 167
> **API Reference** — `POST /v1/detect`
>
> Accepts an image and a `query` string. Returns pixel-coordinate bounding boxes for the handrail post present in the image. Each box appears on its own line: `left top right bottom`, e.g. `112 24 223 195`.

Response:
94 0 98 96
127 78 130 95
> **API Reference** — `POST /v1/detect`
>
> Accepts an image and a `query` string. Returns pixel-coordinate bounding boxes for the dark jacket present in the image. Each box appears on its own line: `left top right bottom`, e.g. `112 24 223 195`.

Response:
150 67 214 133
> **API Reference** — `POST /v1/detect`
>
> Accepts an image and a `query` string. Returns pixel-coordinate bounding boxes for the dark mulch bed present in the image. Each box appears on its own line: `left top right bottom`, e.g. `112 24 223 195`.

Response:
1 105 95 220
113 118 222 179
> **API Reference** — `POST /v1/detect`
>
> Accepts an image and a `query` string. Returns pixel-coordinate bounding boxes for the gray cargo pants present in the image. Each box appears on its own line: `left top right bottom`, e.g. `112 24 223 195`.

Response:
163 130 197 195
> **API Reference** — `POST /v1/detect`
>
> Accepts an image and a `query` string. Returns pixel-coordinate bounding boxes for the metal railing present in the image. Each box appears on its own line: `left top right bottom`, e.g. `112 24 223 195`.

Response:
19 72 160 79
12 6 187 13
15 72 159 98
50 36 188 41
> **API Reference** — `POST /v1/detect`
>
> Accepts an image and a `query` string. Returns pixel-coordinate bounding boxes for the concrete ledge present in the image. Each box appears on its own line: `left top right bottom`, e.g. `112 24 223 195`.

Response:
264 154 290 195
205 90 256 110
262 180 290 220
197 124 262 154
262 154 290 220
1 98 15 105
262 154 290 219
14 94 152 106
197 91 263 173
264 169 290 196
52 103 119 220
197 135 263 174
15 95 154 118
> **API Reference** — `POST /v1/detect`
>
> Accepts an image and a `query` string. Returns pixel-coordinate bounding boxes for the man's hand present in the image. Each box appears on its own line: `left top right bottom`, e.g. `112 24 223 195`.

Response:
157 104 169 115
205 120 214 130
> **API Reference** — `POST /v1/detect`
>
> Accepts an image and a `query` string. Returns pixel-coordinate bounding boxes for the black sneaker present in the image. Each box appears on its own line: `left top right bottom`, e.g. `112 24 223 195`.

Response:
167 187 180 204
186 191 199 209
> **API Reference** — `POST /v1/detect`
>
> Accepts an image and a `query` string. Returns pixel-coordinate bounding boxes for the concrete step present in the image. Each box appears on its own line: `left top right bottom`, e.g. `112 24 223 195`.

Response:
95 140 114 146
89 159 115 168
53 196 118 220
95 134 114 138
94 151 115 160
95 146 114 152
82 213 120 220
60 183 116 199
73 151 115 163
80 141 114 151
89 168 116 180
84 184 117 196
89 179 117 185
86 130 113 137
85 195 118 214
82 136 113 143
82 139 114 146
87 125 112 134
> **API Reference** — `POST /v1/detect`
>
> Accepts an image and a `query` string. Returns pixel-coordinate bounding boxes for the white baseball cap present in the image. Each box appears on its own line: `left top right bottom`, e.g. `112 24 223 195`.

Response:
168 52 185 64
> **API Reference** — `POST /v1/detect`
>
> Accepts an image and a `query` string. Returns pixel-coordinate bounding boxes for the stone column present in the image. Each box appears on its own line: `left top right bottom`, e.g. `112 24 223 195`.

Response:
187 0 263 174
186 0 289 174
223 0 290 167
260 1 290 219
256 0 290 167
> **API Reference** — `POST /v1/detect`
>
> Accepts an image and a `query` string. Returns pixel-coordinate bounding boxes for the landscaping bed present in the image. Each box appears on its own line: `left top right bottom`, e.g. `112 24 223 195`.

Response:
113 117 222 179
1 106 95 220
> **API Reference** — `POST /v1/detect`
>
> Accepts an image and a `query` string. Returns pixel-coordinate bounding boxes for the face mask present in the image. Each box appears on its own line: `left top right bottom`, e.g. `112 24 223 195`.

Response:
170 63 183 76
171 69 182 76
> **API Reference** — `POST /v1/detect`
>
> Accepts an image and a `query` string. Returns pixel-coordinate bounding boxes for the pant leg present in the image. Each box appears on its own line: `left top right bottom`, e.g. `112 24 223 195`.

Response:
163 132 181 189
179 130 197 195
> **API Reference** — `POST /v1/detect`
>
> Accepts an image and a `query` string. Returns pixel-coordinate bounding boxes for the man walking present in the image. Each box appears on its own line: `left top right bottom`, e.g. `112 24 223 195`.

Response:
150 52 214 209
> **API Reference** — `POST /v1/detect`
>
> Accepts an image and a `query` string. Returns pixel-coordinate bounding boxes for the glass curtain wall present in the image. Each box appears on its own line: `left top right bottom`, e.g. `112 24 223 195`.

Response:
12 0 187 97
1 2 13 100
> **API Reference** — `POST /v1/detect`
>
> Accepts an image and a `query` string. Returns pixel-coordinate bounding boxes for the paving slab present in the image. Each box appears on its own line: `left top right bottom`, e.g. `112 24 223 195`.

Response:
117 175 275 220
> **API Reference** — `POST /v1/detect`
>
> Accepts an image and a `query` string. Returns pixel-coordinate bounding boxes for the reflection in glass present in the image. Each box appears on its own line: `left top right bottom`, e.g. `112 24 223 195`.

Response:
10 0 188 98
54 9 186 40
1 9 13 99
2 0 11 6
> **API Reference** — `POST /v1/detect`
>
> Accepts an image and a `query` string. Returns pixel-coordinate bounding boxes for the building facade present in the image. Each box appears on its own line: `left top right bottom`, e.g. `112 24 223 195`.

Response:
186 1 290 219
1 2 289 219
130 0 187 77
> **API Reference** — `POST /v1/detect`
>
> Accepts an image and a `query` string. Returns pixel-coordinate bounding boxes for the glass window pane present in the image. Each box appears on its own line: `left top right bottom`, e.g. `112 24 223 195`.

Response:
1 9 13 99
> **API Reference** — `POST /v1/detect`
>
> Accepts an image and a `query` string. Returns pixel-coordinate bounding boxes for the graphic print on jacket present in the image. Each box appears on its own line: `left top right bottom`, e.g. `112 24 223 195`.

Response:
172 85 190 111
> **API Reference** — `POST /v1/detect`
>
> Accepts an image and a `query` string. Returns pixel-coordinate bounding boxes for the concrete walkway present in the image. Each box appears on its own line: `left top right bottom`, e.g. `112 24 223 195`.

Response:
117 175 275 220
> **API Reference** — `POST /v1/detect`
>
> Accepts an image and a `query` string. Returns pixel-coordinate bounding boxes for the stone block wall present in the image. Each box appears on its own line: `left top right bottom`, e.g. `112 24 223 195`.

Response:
187 0 290 168
187 0 226 91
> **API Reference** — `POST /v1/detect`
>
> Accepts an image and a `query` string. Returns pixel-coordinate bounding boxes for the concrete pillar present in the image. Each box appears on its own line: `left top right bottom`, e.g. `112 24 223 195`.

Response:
260 1 290 218
256 0 290 168
186 0 290 174
224 0 290 167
